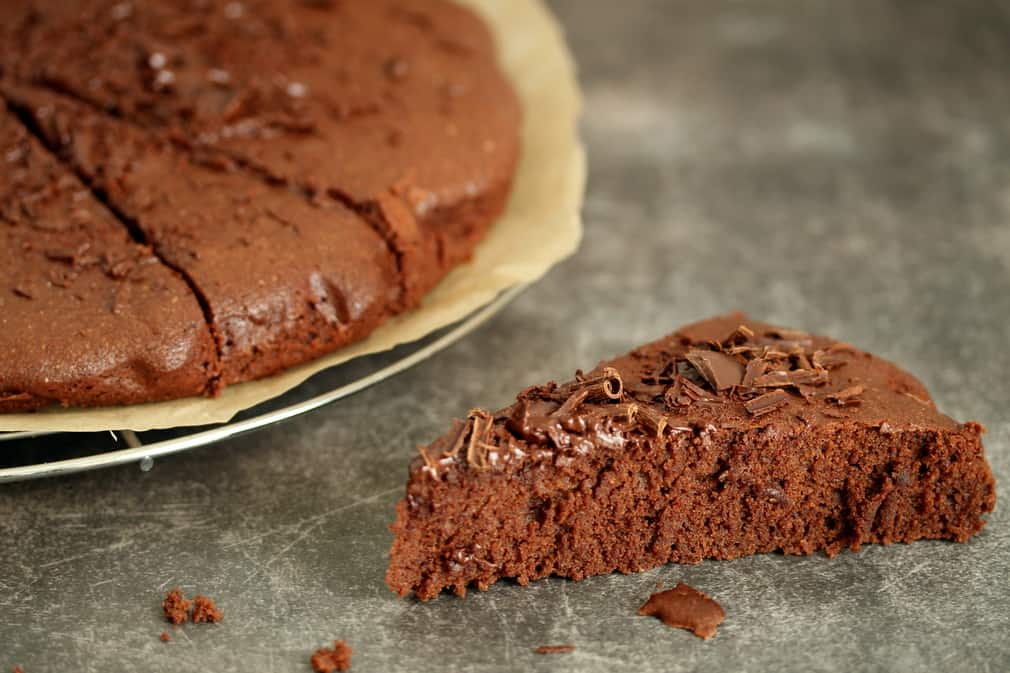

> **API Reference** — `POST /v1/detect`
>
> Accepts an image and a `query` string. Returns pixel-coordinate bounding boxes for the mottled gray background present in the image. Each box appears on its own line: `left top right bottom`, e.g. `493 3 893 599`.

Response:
3 0 1009 671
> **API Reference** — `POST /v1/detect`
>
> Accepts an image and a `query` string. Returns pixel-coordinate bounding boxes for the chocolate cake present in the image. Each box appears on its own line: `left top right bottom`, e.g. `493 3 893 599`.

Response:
161 588 191 625
638 583 725 640
189 595 223 624
0 108 216 412
310 641 352 673
0 0 519 410
387 313 996 599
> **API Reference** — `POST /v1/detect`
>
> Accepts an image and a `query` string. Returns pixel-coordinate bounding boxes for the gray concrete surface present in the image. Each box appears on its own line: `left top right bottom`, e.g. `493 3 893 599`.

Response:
3 1 1009 671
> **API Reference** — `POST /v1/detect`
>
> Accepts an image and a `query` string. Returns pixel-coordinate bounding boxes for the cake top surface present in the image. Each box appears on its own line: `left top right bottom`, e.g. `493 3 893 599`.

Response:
418 312 966 475
0 106 215 402
0 0 520 212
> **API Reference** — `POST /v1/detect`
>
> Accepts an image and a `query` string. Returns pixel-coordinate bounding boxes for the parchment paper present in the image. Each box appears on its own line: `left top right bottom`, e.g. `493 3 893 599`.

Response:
0 0 584 433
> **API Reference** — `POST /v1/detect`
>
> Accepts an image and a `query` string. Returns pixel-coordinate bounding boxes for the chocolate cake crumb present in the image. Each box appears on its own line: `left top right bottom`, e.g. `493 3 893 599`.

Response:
638 582 725 640
533 644 575 654
162 588 191 625
160 632 171 643
310 641 352 672
190 595 223 623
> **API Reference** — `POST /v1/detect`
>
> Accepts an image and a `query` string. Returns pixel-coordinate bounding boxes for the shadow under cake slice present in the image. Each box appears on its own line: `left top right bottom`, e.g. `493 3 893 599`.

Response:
386 312 996 599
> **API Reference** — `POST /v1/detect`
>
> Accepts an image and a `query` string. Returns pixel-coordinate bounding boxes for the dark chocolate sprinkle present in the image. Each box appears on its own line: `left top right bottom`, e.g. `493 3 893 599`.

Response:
744 390 790 416
685 349 744 391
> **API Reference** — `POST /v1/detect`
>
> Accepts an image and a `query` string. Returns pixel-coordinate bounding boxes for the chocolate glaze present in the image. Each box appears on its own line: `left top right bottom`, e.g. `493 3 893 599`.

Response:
387 313 997 599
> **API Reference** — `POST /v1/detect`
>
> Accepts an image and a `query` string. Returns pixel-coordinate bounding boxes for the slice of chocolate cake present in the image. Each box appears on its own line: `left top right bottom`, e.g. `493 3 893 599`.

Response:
387 313 996 599
0 107 217 411
7 88 399 386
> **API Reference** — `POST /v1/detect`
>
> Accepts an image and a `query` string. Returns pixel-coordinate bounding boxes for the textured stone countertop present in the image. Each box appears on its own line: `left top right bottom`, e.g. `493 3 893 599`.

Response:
2 1 1008 671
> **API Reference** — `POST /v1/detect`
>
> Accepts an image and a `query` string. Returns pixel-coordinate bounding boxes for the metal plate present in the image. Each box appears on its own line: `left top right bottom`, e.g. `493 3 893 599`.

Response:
0 284 525 483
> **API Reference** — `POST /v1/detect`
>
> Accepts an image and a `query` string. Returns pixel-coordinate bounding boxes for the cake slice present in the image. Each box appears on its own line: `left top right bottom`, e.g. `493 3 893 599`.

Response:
387 313 996 599
6 88 399 387
0 106 217 411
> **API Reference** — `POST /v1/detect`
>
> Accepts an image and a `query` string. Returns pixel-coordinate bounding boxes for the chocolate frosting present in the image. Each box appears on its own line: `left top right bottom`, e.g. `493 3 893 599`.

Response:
418 312 961 476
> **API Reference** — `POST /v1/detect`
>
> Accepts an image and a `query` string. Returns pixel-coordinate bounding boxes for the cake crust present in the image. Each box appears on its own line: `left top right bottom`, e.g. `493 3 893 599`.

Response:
387 313 997 599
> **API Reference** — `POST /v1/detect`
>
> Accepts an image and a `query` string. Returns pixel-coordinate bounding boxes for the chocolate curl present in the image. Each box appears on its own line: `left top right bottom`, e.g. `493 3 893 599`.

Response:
465 409 494 469
590 402 637 427
551 387 589 419
637 405 668 437
418 445 438 472
441 418 469 458
556 367 624 402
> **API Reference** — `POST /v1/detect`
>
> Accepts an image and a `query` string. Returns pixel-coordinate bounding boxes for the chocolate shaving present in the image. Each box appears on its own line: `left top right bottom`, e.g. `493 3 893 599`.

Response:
12 283 34 299
740 358 767 387
744 390 790 416
637 405 667 437
604 402 638 424
826 385 864 407
724 323 755 345
552 388 589 419
679 376 709 400
791 348 813 370
586 367 624 401
464 409 494 469
811 349 848 370
684 349 744 391
441 418 469 458
752 368 828 389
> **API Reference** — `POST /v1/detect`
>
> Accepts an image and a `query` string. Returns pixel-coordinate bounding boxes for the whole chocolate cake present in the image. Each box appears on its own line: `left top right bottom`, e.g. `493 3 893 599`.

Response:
387 313 996 599
0 0 520 411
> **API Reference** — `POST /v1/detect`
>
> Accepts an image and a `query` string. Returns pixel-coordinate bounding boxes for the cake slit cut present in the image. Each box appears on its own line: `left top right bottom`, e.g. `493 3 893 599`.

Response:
387 313 996 600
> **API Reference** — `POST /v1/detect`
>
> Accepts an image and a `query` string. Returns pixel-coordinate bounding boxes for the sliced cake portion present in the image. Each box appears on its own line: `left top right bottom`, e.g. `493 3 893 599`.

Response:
387 313 996 599
0 0 521 309
0 106 217 411
6 88 400 387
